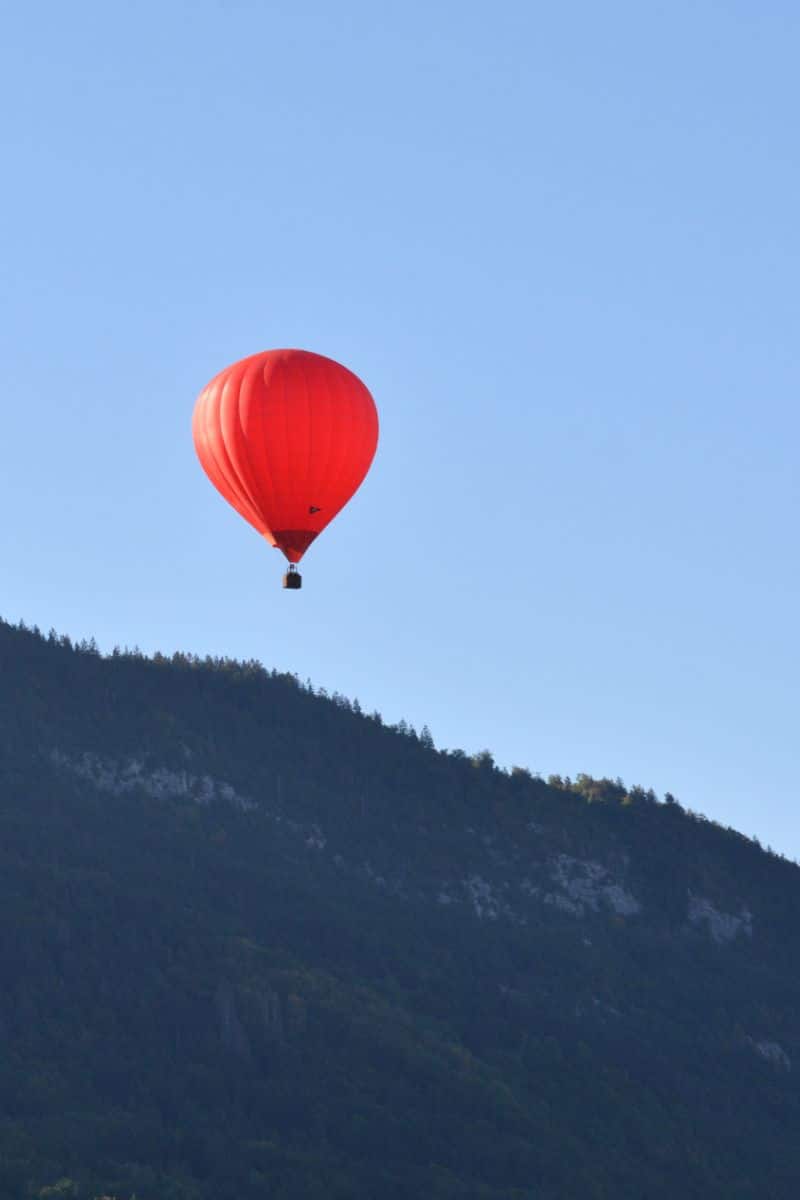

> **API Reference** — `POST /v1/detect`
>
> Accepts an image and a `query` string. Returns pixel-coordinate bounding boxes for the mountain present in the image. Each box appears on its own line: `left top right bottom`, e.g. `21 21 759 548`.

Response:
0 618 799 1200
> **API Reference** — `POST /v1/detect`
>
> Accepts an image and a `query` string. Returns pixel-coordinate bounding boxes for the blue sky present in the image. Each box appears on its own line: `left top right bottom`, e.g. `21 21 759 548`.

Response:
2 2 798 856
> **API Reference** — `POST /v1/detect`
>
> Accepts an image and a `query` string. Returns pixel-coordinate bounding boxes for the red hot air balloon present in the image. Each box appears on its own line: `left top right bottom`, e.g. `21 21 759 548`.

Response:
193 349 379 588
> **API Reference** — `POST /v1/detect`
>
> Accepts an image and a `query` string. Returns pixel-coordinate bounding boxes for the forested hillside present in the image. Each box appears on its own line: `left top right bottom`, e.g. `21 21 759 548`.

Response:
1 618 798 1199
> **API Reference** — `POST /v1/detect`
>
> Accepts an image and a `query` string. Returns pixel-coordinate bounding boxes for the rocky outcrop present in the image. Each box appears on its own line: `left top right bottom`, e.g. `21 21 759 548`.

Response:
51 750 254 811
688 895 753 944
749 1037 791 1071
545 855 641 918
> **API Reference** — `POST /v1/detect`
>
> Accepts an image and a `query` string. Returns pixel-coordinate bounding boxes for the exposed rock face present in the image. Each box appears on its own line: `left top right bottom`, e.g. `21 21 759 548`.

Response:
688 894 753 944
749 1038 791 1071
546 855 641 918
438 857 641 927
51 750 254 811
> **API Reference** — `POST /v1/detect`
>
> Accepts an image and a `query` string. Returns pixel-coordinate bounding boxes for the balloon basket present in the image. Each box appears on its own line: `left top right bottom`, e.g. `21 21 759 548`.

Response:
283 568 302 590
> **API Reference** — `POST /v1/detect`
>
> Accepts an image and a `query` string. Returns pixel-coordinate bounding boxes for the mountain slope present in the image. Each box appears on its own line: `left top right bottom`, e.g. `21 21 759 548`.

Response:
0 619 798 1199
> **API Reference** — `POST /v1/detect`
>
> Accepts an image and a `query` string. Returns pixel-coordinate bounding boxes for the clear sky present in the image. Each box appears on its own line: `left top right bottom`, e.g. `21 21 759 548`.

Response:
2 2 798 856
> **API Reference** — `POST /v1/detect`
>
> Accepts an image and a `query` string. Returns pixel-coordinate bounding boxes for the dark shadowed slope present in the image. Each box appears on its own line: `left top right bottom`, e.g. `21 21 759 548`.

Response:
0 619 799 1199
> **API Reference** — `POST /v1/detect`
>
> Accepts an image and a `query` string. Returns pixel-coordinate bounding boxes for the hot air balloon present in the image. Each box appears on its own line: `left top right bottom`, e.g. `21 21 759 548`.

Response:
192 349 379 589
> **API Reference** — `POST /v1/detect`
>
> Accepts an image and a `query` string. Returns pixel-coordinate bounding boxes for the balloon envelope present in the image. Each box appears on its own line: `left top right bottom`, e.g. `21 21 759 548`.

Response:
193 349 379 564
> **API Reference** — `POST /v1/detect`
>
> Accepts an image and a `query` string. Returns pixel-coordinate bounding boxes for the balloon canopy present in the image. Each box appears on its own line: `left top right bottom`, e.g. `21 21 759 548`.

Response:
193 349 379 568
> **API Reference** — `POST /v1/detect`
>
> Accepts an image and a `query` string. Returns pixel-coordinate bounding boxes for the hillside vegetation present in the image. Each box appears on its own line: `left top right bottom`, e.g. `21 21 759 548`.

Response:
0 619 798 1199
